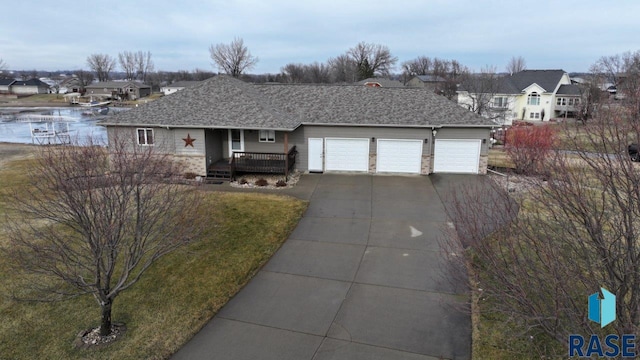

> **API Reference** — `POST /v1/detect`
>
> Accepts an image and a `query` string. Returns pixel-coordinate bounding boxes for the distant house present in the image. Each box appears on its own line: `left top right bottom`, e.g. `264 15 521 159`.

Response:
457 69 582 125
356 78 404 88
160 81 201 96
406 75 447 91
59 77 85 94
0 79 16 94
11 79 50 95
85 81 151 100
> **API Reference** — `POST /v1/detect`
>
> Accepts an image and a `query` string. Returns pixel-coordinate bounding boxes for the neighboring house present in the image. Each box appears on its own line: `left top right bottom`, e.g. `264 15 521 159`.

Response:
10 79 50 95
406 75 447 91
59 77 85 94
0 79 15 94
85 81 151 100
356 78 404 88
160 81 201 95
100 76 495 178
457 70 582 125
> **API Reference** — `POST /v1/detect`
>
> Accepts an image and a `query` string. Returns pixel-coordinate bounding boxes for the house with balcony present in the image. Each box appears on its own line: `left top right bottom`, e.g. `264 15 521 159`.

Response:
457 70 582 125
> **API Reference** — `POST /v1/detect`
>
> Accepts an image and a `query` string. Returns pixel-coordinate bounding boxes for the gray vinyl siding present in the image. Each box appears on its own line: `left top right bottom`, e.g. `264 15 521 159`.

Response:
107 126 175 153
173 128 205 155
221 130 294 158
433 128 491 155
295 126 433 172
205 129 224 165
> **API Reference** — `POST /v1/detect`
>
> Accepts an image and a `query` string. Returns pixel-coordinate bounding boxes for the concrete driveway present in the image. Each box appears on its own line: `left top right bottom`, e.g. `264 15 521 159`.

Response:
172 174 472 360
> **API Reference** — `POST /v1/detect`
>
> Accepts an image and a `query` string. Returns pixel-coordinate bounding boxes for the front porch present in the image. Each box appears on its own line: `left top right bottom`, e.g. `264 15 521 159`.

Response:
207 146 297 181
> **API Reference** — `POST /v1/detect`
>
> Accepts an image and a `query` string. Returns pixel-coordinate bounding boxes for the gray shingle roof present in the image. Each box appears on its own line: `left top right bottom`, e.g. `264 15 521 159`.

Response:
0 79 15 86
556 84 581 95
102 75 494 130
414 75 446 82
86 81 150 89
493 70 568 94
13 79 49 87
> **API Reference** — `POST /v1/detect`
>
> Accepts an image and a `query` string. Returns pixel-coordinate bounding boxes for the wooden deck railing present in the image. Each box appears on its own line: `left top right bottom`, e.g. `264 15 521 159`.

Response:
229 146 297 179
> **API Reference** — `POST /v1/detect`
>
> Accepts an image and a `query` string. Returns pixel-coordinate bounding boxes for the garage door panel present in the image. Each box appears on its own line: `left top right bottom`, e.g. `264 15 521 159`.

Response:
325 138 369 172
377 139 422 174
433 139 480 174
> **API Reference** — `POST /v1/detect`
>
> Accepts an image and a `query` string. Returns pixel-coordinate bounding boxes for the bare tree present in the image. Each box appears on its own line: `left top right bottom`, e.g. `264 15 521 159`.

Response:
441 98 640 355
118 51 137 80
328 54 357 83
3 136 204 338
0 58 9 78
402 56 432 77
74 69 94 89
505 55 527 74
87 53 116 82
306 62 331 83
280 63 306 83
458 66 504 118
135 50 154 83
209 37 258 77
346 41 398 80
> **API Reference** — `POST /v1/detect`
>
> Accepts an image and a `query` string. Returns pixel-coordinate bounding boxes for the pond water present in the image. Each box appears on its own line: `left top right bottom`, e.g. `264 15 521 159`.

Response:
0 107 129 145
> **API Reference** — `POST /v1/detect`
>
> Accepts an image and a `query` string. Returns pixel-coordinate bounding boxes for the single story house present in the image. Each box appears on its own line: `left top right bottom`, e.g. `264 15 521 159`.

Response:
10 79 50 95
100 75 495 178
0 79 15 94
160 81 201 95
406 75 447 90
85 81 151 100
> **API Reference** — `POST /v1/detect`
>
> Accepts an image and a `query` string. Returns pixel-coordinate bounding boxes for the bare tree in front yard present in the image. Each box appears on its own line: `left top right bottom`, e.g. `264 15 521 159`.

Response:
458 66 504 119
87 53 116 82
209 37 258 77
118 51 137 80
3 136 204 338
441 101 640 355
134 50 154 83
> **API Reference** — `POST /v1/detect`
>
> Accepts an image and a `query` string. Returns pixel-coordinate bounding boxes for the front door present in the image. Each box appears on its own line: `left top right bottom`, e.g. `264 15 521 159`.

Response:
308 138 323 172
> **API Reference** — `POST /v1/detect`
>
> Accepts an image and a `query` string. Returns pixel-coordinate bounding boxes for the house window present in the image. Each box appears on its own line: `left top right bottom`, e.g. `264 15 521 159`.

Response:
137 128 154 145
527 92 540 105
530 112 540 119
556 97 566 106
492 96 508 108
259 130 275 143
228 129 244 153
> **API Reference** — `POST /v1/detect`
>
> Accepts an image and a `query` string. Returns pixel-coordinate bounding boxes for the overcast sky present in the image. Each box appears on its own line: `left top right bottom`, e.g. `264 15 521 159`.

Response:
2 0 639 74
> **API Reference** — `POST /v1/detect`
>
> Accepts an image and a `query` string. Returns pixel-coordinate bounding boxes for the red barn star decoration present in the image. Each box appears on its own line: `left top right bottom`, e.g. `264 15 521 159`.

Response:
183 133 196 147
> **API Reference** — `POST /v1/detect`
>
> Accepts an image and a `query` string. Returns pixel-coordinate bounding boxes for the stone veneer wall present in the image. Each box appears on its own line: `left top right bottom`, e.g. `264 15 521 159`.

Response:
369 153 376 173
174 155 206 176
421 155 431 175
478 155 488 175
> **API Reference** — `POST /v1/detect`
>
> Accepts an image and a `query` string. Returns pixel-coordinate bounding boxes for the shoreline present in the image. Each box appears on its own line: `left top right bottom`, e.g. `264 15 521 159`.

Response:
0 101 71 108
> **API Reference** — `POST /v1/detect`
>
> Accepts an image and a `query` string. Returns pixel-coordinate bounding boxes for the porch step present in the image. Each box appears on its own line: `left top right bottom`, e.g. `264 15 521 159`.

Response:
206 168 232 182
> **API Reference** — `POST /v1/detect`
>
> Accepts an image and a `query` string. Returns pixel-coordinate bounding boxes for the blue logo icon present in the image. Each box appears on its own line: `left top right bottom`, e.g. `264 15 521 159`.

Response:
588 287 616 328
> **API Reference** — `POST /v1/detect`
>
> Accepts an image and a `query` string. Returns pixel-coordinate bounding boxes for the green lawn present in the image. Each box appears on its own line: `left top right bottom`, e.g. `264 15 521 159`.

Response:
0 152 307 359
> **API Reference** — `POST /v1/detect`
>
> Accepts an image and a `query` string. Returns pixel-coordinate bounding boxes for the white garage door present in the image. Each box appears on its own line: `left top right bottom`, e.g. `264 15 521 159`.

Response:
433 139 481 173
325 138 370 172
377 139 423 174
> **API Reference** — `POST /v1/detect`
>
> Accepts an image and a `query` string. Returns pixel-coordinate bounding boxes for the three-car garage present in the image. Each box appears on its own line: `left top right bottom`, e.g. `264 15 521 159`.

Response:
308 135 483 175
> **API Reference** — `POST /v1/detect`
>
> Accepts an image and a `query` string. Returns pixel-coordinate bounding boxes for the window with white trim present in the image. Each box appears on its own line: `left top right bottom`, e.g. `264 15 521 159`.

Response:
527 92 540 105
259 130 275 143
491 96 508 108
137 128 154 145
529 112 540 119
556 97 567 106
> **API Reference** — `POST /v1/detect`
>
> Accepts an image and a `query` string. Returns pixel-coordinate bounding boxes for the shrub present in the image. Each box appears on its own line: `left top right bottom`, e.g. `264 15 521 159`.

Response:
505 125 556 175
239 178 248 185
255 178 268 187
275 180 287 187
184 172 197 180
